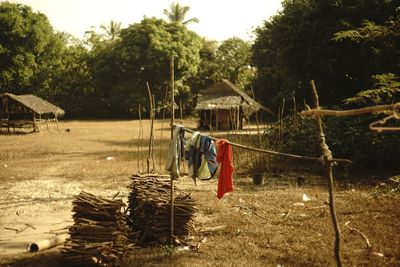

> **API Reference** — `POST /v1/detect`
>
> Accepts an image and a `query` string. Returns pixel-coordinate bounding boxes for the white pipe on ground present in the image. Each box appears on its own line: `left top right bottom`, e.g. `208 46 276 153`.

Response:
27 234 68 252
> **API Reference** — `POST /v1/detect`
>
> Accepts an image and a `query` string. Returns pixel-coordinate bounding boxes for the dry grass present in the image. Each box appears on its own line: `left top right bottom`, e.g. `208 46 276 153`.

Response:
0 120 399 267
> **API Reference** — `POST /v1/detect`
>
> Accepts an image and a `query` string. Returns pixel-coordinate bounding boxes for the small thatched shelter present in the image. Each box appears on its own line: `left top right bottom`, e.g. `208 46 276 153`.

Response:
0 93 64 132
195 80 265 130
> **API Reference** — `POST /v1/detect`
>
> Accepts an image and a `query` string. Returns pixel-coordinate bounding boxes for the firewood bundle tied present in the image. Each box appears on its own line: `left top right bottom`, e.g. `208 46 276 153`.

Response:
62 191 134 267
127 174 197 246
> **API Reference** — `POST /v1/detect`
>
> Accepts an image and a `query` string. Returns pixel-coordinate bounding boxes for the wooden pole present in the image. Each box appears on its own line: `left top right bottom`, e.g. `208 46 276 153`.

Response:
138 104 144 172
251 86 262 147
136 103 142 172
146 82 154 174
159 86 169 171
169 57 175 245
152 93 156 172
179 99 183 125
55 117 60 131
310 80 342 267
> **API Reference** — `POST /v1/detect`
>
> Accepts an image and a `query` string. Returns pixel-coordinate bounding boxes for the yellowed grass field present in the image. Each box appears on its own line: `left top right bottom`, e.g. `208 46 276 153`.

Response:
0 120 399 267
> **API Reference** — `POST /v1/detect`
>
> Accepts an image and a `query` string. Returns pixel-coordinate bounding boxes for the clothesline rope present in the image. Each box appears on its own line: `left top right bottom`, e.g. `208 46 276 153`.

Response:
172 124 352 164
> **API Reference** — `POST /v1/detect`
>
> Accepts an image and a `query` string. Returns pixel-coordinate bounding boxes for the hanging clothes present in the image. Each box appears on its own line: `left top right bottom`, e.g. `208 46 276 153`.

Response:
185 132 218 185
199 135 218 178
216 139 234 199
165 125 185 179
185 131 201 181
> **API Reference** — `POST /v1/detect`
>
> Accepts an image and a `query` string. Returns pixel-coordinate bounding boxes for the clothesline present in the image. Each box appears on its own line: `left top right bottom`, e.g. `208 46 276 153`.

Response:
172 124 352 165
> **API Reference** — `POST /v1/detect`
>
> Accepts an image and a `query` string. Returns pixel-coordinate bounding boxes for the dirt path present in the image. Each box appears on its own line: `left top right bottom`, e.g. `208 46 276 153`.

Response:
0 161 75 259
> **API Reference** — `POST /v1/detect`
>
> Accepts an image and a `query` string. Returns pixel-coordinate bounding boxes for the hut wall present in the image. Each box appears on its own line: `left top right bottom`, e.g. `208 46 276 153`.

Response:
198 108 243 130
216 109 231 130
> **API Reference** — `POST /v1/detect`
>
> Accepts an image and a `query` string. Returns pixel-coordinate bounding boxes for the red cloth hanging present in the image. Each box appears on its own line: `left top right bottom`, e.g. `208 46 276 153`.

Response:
216 139 234 199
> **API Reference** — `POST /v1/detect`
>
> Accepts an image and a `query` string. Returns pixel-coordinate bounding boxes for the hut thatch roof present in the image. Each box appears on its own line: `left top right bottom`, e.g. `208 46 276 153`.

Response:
2 93 65 117
195 79 267 114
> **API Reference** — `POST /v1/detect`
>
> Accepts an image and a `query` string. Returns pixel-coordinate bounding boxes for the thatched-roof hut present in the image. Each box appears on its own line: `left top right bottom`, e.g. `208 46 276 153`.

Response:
195 80 265 130
0 93 64 132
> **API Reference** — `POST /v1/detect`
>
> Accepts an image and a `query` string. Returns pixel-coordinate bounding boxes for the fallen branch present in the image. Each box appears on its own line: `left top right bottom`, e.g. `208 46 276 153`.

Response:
282 210 291 220
344 221 372 249
307 205 328 210
300 102 400 117
198 225 227 235
25 223 36 230
4 226 28 234
234 205 269 221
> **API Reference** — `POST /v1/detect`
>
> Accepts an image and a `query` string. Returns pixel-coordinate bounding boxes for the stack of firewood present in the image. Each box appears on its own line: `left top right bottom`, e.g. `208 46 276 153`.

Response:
62 191 134 266
127 174 197 246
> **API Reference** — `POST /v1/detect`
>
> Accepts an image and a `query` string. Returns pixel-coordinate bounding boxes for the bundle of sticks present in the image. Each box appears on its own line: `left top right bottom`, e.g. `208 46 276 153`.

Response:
127 174 197 246
62 191 134 266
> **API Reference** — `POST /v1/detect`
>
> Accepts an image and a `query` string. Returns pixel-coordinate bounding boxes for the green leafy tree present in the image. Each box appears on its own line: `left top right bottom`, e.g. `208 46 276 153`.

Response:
90 17 202 117
343 73 400 107
329 74 400 170
100 20 122 43
0 2 55 94
84 27 104 50
48 44 98 118
188 38 218 95
163 2 199 25
252 0 400 113
214 37 254 90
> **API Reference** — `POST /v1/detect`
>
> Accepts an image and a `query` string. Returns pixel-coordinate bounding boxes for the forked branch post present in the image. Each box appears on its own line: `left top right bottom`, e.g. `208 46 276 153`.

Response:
309 80 343 267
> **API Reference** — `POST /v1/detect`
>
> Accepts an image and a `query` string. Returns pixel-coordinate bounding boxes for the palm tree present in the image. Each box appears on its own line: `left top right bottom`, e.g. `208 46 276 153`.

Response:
163 2 199 25
100 20 122 42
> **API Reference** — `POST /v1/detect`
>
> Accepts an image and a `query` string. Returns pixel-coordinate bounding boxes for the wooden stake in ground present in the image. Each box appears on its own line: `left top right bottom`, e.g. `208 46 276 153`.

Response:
159 86 169 171
146 82 155 174
169 56 175 245
137 104 143 172
309 80 342 267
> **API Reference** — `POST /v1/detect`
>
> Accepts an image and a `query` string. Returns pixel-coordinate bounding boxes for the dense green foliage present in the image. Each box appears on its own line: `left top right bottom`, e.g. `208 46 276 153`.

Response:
0 2 59 93
252 0 400 113
90 18 202 117
251 0 399 171
269 74 400 170
188 37 255 97
213 38 254 90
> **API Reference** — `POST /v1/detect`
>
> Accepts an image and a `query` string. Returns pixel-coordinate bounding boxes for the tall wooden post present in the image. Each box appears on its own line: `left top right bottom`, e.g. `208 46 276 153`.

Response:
169 57 175 245
310 80 342 267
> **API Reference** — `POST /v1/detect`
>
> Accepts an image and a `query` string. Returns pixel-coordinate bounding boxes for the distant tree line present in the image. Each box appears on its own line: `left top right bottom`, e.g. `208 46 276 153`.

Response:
1 1 399 119
0 1 252 118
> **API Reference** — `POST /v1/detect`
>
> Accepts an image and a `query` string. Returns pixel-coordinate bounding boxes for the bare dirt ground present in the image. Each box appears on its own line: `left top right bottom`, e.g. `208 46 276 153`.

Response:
0 120 399 267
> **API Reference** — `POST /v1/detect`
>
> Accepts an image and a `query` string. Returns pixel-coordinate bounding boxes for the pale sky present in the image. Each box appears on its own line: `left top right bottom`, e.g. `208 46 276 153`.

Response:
5 0 283 42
